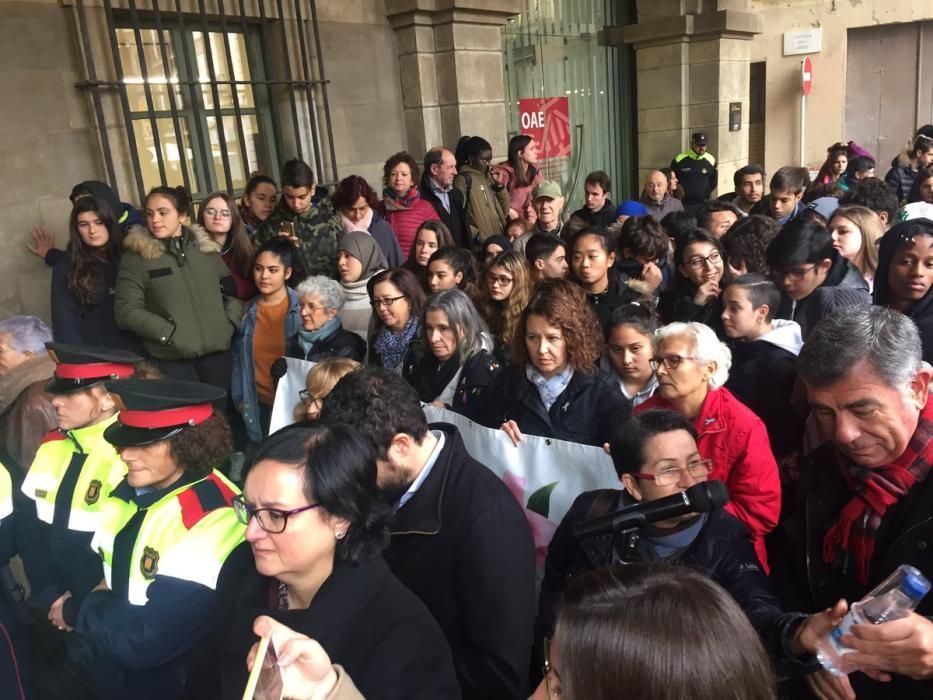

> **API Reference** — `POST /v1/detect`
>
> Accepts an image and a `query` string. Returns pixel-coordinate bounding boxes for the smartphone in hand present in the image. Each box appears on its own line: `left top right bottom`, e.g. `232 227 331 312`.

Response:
278 221 296 240
243 635 284 700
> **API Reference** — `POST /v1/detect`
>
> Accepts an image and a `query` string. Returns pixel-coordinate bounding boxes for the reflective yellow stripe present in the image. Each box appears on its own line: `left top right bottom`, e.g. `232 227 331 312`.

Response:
0 464 12 522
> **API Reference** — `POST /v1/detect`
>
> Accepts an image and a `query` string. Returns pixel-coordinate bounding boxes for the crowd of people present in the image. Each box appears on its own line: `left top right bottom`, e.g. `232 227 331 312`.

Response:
2 126 933 699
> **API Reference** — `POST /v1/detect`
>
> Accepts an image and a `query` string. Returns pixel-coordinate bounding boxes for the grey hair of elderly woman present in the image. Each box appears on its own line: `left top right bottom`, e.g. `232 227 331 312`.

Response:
798 305 922 394
423 289 493 363
655 322 732 389
0 316 52 354
295 276 347 313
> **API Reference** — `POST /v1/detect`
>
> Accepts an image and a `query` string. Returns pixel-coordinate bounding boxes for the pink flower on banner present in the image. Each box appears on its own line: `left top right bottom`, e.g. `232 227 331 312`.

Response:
502 471 559 568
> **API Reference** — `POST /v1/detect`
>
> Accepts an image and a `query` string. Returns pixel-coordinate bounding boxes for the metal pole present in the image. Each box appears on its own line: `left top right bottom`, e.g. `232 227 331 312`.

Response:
800 60 806 168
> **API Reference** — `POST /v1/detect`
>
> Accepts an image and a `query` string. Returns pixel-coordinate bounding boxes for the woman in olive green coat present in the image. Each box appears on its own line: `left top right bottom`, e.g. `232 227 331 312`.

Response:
114 186 243 392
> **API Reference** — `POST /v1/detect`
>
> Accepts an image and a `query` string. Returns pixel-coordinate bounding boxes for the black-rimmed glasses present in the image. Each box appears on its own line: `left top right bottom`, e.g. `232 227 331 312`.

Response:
370 295 406 309
232 494 321 534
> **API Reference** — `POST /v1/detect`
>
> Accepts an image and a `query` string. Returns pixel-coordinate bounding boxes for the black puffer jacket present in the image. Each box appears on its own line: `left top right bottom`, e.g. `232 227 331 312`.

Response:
284 325 367 363
884 164 917 204
479 367 631 447
538 489 811 677
774 254 871 339
583 268 646 330
771 441 933 700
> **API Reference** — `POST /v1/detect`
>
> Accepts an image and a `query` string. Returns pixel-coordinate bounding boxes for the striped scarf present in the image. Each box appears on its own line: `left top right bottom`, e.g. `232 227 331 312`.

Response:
822 400 933 585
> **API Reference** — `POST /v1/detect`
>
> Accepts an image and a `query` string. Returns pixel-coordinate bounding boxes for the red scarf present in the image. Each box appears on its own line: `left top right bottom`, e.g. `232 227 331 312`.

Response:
822 400 933 585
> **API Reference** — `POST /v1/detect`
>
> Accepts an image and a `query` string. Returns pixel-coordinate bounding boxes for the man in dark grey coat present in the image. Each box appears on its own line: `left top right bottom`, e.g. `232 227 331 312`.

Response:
323 368 536 700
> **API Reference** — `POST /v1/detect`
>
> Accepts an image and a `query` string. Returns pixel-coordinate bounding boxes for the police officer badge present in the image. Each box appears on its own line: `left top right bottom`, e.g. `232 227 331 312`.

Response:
85 479 102 505
141 546 160 579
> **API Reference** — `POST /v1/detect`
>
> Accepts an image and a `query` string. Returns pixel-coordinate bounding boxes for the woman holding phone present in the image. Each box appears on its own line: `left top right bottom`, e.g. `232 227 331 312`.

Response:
217 424 459 700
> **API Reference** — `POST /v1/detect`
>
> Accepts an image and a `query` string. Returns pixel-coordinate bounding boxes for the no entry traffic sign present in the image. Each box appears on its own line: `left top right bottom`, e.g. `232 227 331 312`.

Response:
802 56 813 96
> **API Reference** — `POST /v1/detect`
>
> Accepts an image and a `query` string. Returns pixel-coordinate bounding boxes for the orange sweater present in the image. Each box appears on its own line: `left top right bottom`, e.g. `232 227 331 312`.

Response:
253 295 289 405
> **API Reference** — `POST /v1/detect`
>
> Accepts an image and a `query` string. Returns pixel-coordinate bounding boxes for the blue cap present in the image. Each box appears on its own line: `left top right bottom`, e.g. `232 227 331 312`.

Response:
902 568 931 600
807 196 840 220
615 200 649 218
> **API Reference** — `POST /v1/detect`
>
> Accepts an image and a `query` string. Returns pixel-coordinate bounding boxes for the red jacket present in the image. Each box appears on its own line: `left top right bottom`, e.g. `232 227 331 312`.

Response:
381 195 439 258
635 387 781 569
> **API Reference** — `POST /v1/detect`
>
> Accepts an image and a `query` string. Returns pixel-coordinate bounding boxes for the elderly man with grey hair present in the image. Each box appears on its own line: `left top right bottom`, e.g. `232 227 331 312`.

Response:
773 305 933 700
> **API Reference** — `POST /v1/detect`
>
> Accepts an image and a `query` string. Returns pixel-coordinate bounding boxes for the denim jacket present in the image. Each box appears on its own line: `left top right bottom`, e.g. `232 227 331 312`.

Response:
231 288 302 443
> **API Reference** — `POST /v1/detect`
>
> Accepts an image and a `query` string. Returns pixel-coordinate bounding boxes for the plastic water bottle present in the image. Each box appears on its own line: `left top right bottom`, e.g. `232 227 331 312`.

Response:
816 564 931 676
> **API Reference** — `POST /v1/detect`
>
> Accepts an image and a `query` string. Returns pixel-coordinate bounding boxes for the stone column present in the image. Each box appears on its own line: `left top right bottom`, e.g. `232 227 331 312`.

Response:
607 1 762 194
385 0 521 158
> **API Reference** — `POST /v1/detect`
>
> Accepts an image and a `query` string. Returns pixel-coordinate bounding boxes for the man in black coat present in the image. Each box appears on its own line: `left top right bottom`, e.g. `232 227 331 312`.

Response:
322 368 537 700
421 147 471 248
771 305 933 700
568 170 616 229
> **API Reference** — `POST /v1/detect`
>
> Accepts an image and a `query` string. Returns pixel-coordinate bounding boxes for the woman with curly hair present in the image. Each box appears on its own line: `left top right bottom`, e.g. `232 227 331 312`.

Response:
198 192 256 300
480 278 630 447
477 250 533 364
51 197 142 351
380 152 439 257
332 175 403 267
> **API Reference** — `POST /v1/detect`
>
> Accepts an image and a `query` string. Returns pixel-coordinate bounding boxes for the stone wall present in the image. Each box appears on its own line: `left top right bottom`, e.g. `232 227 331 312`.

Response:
0 0 407 320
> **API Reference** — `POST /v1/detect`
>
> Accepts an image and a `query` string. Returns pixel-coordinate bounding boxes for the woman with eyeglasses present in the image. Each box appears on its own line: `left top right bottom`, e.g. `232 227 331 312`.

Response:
198 191 256 300
534 564 779 700
295 358 361 422
536 411 817 694
218 424 460 700
477 250 534 364
366 268 426 374
634 322 780 569
480 279 630 447
659 229 731 338
285 276 366 364
403 289 500 420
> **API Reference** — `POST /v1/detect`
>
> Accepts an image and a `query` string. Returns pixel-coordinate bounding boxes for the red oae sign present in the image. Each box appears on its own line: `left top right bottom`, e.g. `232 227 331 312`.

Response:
517 97 571 159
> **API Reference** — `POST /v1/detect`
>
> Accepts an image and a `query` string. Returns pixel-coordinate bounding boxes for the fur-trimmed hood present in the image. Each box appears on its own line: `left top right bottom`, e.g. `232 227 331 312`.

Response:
122 223 222 260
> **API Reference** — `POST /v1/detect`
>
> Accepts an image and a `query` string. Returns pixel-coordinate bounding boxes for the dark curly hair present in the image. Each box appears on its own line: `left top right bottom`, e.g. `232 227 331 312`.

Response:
720 215 779 274
332 174 380 212
245 423 390 564
511 278 603 374
321 367 429 460
383 152 421 188
167 412 232 475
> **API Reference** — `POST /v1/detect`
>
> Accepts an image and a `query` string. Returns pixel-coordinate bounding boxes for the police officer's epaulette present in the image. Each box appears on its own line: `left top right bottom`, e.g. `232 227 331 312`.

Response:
40 429 67 445
177 473 238 530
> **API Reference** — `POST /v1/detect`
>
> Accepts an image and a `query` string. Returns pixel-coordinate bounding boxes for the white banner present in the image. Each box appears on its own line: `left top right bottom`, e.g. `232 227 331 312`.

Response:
270 357 316 434
271 368 620 565
424 406 618 566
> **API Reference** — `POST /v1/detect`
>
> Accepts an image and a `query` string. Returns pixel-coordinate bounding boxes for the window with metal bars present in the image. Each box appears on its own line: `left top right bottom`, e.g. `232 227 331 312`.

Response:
74 0 336 204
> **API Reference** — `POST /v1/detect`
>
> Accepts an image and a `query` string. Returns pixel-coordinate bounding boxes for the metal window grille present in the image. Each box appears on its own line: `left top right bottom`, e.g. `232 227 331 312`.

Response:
72 0 337 203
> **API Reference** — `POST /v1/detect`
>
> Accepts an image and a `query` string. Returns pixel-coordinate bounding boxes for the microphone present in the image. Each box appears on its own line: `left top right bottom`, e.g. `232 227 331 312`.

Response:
574 480 729 541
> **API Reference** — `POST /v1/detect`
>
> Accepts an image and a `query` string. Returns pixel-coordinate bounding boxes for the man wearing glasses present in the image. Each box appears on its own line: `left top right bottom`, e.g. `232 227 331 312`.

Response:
535 409 832 693
766 217 870 339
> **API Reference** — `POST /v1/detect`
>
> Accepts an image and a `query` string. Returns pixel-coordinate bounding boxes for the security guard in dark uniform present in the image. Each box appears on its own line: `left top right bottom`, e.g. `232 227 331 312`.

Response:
68 378 246 699
671 132 719 209
19 344 141 633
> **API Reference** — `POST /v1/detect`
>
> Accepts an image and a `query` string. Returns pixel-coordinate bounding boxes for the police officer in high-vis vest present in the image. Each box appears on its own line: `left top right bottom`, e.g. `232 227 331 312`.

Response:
69 378 246 699
19 344 141 633
671 131 719 209
1 461 35 700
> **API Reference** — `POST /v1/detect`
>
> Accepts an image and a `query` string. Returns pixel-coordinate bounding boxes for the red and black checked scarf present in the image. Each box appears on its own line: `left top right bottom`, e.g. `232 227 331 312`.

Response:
822 400 933 585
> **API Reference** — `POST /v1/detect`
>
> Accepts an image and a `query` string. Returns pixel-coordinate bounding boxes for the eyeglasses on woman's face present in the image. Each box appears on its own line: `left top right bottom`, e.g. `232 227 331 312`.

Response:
686 250 722 269
648 354 698 371
772 264 816 282
630 458 713 486
487 273 514 287
370 295 406 309
203 207 232 218
232 494 321 534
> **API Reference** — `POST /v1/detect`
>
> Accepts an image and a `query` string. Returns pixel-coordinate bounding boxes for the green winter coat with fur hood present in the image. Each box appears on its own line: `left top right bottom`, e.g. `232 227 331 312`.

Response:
114 224 244 360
